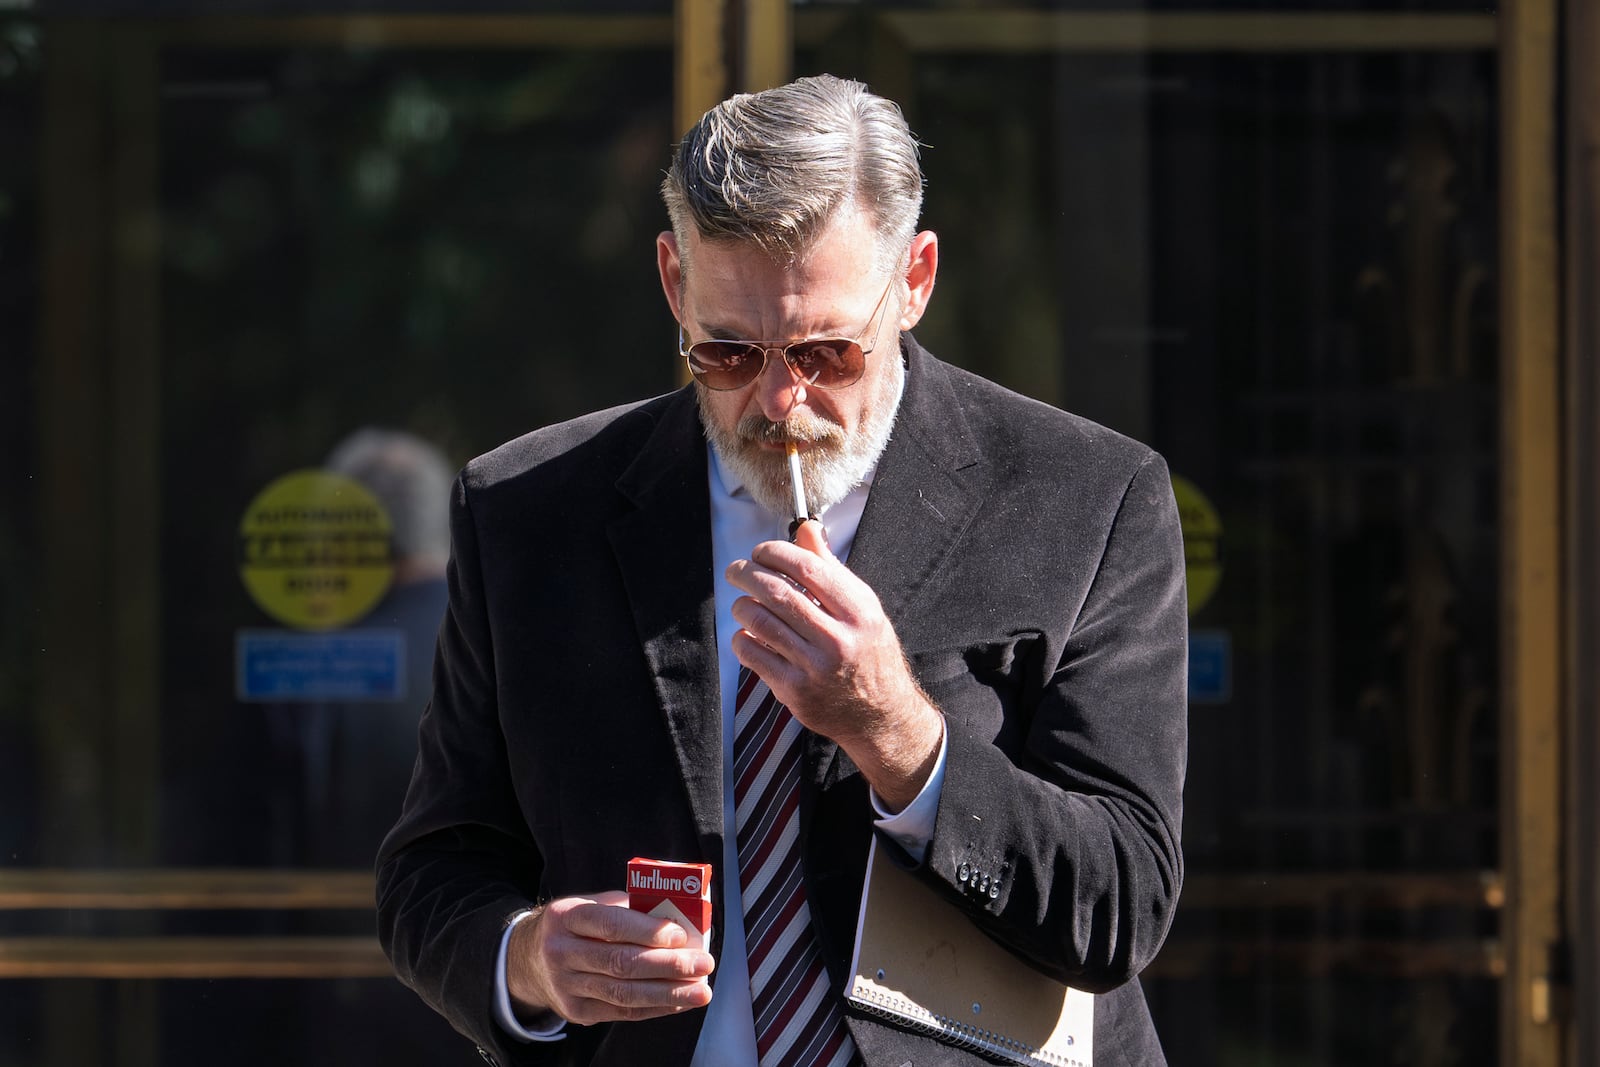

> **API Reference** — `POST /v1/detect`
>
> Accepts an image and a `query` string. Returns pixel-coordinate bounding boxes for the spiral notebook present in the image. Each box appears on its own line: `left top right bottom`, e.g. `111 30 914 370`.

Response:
846 839 1094 1067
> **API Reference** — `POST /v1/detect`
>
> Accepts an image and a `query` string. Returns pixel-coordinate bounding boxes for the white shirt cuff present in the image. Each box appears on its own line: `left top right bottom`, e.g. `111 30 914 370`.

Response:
493 909 568 1043
869 720 948 863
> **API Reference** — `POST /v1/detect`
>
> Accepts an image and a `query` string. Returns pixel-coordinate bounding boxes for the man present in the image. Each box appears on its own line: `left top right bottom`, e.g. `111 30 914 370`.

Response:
377 74 1187 1067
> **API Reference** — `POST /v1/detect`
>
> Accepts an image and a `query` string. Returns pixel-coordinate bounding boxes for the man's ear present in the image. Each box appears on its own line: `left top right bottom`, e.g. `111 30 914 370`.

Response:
898 230 939 330
656 231 685 323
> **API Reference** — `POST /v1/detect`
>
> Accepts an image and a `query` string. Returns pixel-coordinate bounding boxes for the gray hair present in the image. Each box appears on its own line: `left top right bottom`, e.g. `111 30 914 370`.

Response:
325 428 453 562
661 74 924 274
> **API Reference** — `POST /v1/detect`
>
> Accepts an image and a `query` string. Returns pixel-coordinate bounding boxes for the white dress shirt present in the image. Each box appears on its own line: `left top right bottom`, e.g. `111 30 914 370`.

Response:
492 444 948 1063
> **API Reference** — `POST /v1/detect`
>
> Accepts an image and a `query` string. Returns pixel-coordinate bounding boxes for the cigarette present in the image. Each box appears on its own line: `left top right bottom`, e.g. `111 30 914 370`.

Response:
786 441 808 526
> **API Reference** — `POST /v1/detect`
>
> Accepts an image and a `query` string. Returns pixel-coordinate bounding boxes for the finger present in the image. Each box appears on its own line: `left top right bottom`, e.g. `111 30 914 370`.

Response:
745 540 854 617
748 537 833 578
729 586 810 638
559 968 714 1025
729 595 834 675
792 518 829 555
763 541 887 635
562 899 691 948
538 926 713 1023
543 900 713 975
558 938 715 985
729 626 806 693
725 562 835 632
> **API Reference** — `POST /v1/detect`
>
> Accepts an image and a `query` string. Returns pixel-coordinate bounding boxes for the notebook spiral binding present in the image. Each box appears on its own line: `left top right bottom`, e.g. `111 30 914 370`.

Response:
848 979 1089 1067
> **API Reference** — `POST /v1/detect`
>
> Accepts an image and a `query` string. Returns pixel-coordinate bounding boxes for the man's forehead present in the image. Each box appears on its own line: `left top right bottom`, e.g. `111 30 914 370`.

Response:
683 234 830 278
684 200 876 261
685 276 881 339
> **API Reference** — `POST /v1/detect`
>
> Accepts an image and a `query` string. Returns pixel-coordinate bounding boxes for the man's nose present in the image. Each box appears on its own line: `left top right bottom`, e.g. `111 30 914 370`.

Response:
754 348 808 421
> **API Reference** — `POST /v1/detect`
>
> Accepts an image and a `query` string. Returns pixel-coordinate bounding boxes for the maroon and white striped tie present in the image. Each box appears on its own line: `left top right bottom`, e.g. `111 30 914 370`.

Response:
733 665 856 1067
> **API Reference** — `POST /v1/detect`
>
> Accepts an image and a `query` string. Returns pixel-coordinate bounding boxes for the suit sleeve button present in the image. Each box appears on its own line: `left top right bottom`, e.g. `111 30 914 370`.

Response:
957 862 971 883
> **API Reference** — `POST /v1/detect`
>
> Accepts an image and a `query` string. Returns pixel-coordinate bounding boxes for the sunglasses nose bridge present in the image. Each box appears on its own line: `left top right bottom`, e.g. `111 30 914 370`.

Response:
749 344 815 416
753 342 810 385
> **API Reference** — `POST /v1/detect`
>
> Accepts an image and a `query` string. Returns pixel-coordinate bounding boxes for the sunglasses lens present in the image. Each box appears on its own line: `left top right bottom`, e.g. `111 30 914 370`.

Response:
687 341 765 390
787 340 864 389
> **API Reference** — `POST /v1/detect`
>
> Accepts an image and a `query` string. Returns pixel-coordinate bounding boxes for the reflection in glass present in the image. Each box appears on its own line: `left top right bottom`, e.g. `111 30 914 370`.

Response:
800 35 1498 1066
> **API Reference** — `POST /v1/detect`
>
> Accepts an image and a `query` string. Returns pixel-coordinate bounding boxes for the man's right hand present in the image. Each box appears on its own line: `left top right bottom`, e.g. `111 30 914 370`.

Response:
506 891 715 1026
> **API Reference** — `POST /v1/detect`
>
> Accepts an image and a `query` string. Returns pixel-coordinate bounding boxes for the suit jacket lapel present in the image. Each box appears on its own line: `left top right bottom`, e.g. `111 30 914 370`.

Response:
607 388 724 857
846 335 987 621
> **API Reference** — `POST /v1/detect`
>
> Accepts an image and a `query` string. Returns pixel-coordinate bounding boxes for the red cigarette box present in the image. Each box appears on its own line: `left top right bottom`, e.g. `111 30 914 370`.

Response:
627 857 713 952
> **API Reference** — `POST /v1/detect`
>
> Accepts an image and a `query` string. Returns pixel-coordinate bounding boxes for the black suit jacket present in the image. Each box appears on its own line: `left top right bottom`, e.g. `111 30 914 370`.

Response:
376 337 1188 1067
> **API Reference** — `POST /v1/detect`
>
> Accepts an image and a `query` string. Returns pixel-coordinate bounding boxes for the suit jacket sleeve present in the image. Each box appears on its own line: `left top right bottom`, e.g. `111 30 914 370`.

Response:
914 447 1187 994
375 471 548 1060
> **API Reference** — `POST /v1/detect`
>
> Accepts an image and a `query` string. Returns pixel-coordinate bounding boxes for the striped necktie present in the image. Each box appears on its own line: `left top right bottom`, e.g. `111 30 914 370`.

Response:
732 665 856 1067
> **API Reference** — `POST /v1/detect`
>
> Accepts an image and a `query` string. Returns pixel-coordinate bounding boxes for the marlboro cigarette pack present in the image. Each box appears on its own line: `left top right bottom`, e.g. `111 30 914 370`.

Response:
627 857 713 952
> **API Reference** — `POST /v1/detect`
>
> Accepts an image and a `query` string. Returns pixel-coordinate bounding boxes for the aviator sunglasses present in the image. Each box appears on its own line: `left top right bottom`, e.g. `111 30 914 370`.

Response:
679 276 897 392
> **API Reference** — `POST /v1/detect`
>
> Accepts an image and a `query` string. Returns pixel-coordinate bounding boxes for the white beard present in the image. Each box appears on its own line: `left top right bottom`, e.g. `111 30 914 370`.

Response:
698 346 905 520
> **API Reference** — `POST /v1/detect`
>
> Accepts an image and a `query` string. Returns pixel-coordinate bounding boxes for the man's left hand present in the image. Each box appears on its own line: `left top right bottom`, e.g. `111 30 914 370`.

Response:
725 528 944 811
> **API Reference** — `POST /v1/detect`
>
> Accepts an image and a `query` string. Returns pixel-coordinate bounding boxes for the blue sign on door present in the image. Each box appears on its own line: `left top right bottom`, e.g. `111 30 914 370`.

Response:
1188 629 1231 705
236 629 405 702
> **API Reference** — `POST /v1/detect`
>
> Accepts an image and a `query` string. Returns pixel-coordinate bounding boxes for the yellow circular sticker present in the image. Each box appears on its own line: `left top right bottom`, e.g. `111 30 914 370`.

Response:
1171 474 1222 617
238 470 394 631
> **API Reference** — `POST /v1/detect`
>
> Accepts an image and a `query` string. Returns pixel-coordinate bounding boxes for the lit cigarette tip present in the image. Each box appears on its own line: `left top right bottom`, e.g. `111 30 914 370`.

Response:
786 441 808 522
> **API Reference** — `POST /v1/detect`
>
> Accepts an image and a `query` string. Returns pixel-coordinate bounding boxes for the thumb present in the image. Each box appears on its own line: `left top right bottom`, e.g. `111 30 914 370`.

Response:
792 518 830 557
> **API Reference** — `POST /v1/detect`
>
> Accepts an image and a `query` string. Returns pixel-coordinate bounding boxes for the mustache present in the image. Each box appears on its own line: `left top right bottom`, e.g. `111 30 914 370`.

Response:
736 412 845 446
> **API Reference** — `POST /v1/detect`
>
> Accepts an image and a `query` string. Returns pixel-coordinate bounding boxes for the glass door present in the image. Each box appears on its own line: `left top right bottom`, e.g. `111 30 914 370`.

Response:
10 12 678 1066
786 4 1562 1065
